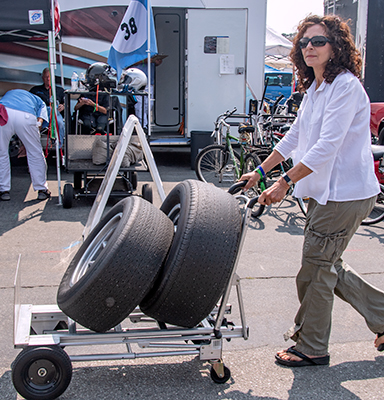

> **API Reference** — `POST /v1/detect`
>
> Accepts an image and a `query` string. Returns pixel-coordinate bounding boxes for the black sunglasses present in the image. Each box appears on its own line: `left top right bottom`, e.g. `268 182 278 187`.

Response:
299 36 332 49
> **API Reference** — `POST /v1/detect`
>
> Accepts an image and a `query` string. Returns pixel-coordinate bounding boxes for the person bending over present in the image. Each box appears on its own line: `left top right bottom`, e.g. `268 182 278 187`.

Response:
0 89 51 201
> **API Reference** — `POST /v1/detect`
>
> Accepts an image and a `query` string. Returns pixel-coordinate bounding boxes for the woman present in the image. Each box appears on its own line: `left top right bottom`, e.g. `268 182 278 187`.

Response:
240 15 382 367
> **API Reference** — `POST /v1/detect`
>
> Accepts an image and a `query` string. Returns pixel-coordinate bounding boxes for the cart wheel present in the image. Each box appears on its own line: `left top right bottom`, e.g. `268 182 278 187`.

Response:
141 184 153 203
62 183 73 209
130 171 138 190
57 196 174 332
140 179 242 328
210 365 231 384
12 346 72 400
73 172 82 190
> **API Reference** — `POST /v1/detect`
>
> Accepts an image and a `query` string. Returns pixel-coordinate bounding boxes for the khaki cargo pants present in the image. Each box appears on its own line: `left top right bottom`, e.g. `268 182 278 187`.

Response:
284 196 384 356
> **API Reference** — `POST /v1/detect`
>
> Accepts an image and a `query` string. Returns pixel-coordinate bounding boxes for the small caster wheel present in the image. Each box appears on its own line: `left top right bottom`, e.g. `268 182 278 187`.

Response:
210 364 231 384
142 183 153 203
73 172 82 190
63 183 74 209
12 346 72 400
129 171 138 190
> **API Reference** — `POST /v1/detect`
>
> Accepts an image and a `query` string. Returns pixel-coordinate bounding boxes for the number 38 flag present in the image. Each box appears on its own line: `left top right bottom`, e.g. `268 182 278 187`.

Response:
108 0 158 79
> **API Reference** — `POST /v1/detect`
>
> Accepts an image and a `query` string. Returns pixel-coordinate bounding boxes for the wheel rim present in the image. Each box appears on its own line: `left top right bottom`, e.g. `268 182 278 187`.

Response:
297 197 309 215
70 212 123 286
362 189 384 224
25 358 61 392
167 204 181 232
198 148 239 188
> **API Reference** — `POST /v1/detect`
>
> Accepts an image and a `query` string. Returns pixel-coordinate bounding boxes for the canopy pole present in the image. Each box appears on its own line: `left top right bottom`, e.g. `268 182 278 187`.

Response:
49 0 62 205
147 0 152 138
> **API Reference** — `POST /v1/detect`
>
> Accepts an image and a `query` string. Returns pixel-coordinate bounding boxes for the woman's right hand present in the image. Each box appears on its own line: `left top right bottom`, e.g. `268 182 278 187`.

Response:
239 170 261 191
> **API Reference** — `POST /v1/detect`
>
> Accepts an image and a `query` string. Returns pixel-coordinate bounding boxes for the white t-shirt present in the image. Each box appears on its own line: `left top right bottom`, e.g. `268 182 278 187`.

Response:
275 71 380 205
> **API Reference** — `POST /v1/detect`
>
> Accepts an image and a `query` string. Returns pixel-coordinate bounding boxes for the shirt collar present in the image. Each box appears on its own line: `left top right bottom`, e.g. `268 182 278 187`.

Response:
307 78 327 99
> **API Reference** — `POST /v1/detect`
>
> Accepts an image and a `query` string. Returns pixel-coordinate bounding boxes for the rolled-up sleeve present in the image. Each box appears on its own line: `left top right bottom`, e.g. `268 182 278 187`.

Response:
38 103 48 122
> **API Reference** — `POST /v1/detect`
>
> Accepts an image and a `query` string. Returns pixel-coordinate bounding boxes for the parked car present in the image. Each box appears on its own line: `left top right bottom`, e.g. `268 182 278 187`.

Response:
264 65 292 103
370 103 384 144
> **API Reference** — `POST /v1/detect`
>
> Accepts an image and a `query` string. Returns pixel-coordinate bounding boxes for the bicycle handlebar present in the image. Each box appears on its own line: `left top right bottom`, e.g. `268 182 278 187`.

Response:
228 180 247 194
213 107 238 136
215 107 237 124
270 95 285 116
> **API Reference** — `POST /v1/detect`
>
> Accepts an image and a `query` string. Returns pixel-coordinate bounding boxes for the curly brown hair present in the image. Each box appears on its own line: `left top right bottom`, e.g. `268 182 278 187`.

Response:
290 15 362 92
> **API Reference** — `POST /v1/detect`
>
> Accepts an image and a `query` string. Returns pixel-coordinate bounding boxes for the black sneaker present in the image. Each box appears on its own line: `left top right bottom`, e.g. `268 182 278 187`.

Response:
38 189 51 200
0 191 10 201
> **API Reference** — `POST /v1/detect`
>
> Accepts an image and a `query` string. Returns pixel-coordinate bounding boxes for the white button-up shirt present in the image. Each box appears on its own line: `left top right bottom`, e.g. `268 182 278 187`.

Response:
275 71 380 205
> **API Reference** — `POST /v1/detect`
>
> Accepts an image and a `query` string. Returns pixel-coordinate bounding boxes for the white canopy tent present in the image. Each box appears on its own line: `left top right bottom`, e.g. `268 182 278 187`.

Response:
265 26 293 70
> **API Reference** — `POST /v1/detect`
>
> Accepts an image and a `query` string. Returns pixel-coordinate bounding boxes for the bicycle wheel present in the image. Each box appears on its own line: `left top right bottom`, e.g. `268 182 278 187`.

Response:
361 184 384 225
244 152 266 218
195 144 241 189
297 196 309 216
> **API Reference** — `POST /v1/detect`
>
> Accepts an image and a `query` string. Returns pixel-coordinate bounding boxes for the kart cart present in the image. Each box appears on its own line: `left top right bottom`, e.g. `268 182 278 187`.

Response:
11 180 255 400
62 92 153 209
63 133 150 209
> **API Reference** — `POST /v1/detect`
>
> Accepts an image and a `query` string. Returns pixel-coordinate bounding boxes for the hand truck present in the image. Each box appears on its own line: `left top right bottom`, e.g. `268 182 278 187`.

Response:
11 181 256 400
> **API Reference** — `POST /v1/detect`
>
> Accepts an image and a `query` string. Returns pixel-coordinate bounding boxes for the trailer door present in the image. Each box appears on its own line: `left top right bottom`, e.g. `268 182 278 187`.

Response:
186 8 247 135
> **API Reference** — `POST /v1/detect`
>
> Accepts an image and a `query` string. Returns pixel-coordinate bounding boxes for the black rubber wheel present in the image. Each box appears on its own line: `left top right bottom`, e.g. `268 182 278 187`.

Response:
12 346 72 400
9 135 22 158
210 365 231 384
73 172 82 190
378 127 384 145
142 183 153 203
140 179 242 328
57 196 174 332
62 183 73 209
195 144 241 189
129 171 138 190
361 184 384 225
244 153 266 218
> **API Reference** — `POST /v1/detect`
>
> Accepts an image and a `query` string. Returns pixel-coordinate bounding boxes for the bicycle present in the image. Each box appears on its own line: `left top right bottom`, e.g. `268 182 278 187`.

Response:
361 145 384 225
295 145 384 224
252 118 310 216
195 107 266 217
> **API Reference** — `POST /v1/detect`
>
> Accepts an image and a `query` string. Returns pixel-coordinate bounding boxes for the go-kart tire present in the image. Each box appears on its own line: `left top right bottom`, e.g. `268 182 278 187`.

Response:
62 183 73 209
140 179 242 328
57 196 174 332
142 183 153 203
73 172 82 190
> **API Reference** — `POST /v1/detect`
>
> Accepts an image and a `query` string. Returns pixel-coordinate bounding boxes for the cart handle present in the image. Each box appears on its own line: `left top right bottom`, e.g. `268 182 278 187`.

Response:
228 181 259 209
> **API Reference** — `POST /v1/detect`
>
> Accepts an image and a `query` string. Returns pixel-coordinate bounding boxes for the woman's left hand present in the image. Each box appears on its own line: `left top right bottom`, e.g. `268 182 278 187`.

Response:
259 179 289 205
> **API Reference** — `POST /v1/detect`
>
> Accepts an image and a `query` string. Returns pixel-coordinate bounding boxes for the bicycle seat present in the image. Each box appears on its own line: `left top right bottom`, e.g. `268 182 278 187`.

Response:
372 145 384 161
238 123 255 133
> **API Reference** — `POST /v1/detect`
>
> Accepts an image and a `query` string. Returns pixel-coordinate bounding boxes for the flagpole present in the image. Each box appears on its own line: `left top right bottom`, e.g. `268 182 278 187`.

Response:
147 0 151 138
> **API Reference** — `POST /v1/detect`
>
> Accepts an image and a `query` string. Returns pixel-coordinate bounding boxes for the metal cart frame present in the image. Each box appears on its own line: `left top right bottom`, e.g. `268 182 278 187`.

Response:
12 179 254 398
62 92 155 209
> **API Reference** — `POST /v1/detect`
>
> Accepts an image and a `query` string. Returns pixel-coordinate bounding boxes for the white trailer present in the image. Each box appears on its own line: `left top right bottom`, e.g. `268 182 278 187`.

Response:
325 0 384 102
60 0 267 144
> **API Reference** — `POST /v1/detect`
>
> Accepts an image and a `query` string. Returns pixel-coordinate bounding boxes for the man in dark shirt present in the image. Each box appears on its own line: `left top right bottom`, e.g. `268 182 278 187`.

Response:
30 67 65 147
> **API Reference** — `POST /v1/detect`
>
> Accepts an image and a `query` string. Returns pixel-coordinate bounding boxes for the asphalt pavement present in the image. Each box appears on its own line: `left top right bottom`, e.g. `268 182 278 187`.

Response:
1 148 384 400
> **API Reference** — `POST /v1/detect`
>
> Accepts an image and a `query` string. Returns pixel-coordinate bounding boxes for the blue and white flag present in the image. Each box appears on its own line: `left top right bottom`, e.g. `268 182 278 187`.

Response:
108 0 158 80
